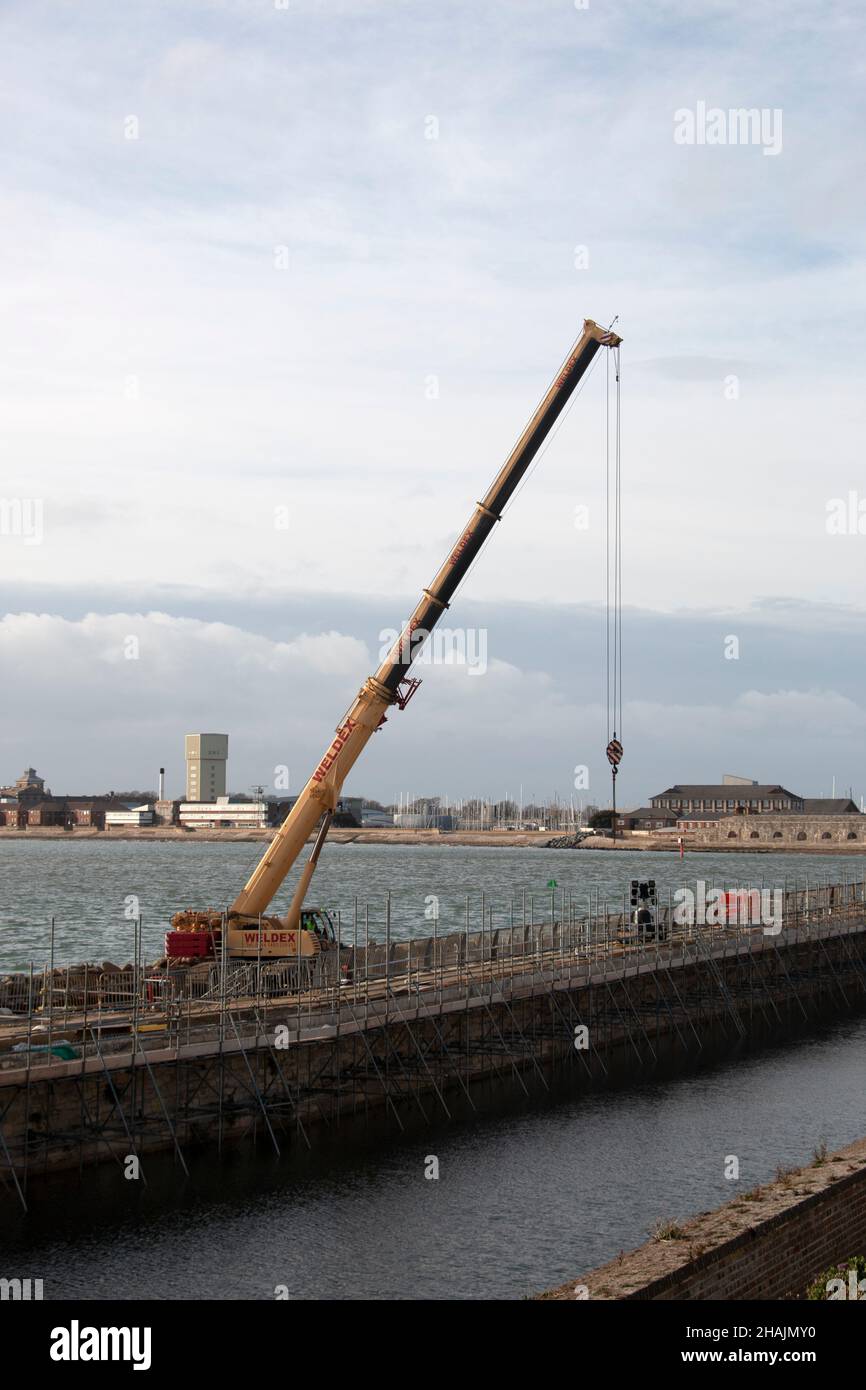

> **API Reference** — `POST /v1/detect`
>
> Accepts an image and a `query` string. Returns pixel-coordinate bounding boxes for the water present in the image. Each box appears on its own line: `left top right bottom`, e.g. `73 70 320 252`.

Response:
5 1014 866 1299
2 841 865 1298
0 839 862 969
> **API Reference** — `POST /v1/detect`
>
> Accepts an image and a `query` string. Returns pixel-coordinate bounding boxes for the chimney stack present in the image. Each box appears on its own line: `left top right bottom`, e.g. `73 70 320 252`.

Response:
159 767 165 801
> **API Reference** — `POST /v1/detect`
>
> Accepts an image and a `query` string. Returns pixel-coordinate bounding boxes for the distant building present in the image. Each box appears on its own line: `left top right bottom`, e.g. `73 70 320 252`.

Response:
361 809 395 828
105 804 155 828
394 812 455 830
26 800 66 827
0 767 49 806
14 767 45 795
336 796 364 826
650 784 804 814
803 798 860 815
179 797 269 829
0 789 153 830
65 798 111 828
685 812 864 846
185 733 228 802
0 797 26 828
272 795 364 827
0 781 128 829
617 807 678 831
676 811 727 831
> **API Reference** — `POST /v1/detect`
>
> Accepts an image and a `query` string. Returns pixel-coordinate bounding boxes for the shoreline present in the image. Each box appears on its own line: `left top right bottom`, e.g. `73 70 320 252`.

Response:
0 827 864 853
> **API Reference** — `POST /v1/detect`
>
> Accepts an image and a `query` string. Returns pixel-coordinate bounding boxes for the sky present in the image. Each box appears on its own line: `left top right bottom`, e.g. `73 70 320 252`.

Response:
1 0 865 806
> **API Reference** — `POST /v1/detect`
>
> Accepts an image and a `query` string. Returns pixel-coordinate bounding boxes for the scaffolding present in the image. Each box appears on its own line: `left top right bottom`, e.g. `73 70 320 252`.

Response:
2 878 866 1210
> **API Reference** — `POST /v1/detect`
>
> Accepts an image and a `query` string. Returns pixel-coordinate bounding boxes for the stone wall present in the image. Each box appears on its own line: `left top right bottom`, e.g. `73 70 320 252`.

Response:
687 814 864 846
5 917 866 1191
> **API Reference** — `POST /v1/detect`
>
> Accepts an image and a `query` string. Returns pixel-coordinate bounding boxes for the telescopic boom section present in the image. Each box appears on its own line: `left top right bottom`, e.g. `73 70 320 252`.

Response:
229 318 622 925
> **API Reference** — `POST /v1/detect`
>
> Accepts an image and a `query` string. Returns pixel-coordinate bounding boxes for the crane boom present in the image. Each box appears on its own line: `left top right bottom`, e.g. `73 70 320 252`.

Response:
228 317 621 927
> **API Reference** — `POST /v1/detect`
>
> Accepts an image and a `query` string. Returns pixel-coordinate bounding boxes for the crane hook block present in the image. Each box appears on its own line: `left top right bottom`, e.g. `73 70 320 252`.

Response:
606 738 624 767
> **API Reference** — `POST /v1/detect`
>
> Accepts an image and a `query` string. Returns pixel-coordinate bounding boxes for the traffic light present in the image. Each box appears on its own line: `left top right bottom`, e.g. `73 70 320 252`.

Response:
630 879 657 907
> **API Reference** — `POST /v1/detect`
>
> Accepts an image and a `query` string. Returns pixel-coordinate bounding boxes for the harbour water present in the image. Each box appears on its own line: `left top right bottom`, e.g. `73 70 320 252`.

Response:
2 841 865 1300
3 1012 866 1299
0 839 863 969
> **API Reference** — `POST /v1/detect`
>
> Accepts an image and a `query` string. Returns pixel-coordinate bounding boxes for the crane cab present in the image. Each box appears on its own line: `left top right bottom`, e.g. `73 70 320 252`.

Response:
299 908 338 946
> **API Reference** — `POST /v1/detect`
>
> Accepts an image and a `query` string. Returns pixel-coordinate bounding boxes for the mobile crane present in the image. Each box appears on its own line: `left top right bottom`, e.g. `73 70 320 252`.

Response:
167 318 622 968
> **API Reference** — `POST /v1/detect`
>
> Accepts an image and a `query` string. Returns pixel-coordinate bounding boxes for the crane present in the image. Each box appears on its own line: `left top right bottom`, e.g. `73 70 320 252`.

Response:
168 318 622 965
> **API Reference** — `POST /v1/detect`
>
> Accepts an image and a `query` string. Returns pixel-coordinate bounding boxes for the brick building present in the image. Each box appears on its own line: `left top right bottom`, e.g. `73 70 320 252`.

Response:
616 807 678 832
650 784 804 815
0 772 128 829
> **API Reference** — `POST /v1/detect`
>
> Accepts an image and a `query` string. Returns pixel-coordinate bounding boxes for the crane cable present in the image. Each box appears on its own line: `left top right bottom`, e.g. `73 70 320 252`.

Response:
605 333 624 832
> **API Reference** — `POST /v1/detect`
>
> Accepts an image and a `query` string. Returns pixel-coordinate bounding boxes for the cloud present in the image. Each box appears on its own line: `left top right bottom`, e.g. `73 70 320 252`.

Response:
0 604 863 806
0 1 864 805
0 610 368 681
733 688 866 735
0 0 862 611
629 689 866 739
0 612 371 793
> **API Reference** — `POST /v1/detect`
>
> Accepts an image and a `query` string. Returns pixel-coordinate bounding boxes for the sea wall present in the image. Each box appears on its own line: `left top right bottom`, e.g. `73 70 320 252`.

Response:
4 917 866 1193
